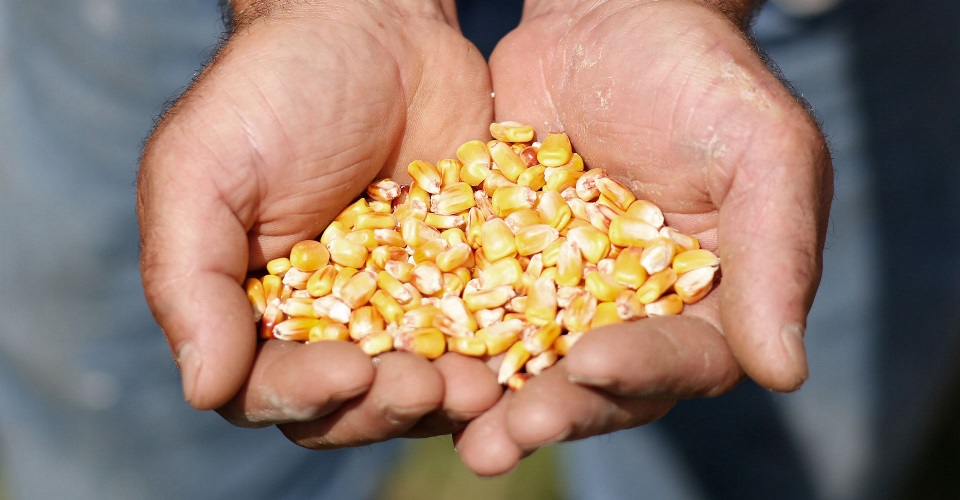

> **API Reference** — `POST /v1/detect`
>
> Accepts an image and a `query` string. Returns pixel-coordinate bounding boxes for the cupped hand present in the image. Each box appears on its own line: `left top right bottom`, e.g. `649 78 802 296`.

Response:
455 0 833 474
137 1 502 448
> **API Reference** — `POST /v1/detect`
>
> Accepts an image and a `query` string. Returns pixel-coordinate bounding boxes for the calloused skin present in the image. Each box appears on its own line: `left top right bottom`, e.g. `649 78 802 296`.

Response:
137 0 831 474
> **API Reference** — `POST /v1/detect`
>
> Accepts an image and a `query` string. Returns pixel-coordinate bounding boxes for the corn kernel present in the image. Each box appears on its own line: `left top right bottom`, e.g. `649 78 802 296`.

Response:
537 132 573 167
408 160 442 194
490 121 535 143
645 293 684 316
489 141 528 182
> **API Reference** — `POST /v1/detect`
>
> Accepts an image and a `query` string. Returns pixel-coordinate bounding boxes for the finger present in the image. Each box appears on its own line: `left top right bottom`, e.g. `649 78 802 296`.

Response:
278 351 443 449
453 392 527 477
504 362 675 451
138 137 256 410
562 316 742 398
216 340 375 427
402 353 503 437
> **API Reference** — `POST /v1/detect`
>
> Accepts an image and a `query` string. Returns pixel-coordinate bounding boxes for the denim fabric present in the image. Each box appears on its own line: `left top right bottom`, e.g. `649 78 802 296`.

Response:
0 2 395 498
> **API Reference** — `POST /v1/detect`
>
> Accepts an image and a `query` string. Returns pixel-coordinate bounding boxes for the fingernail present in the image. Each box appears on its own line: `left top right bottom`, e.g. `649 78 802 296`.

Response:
780 323 808 383
177 342 201 404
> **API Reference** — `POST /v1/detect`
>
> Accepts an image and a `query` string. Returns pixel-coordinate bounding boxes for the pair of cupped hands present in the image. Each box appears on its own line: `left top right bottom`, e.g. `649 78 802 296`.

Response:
137 0 832 475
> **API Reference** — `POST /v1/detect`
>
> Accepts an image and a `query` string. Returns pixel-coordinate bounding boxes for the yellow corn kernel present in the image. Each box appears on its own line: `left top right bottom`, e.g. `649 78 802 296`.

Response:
553 332 584 356
349 305 384 341
335 198 373 229
475 307 506 329
562 291 597 333
408 183 431 207
393 199 427 222
591 301 622 329
312 294 352 323
517 165 547 191
424 212 465 230
401 218 442 248
490 121 535 143
566 197 590 223
440 227 468 247
394 327 446 359
441 272 466 296
383 260 414 283
585 203 616 232
463 285 517 311
369 199 393 214
595 177 636 211
262 273 282 302
556 285 586 308
491 185 537 218
574 168 605 201
537 190 573 231
279 296 319 319
281 267 312 289
398 304 437 329
537 132 573 167
525 349 559 376
368 245 406 270
266 257 291 276
376 270 414 305
245 277 266 322
359 331 394 356
606 214 659 248
477 257 524 290
453 266 473 288
412 237 449 264
411 260 443 297
308 318 350 342
344 229 378 250
465 207 485 249
289 240 330 272
447 336 487 357
522 321 562 356
626 199 665 228
506 373 531 391
504 208 543 234
555 239 584 287
612 247 648 289
457 140 492 186
482 170 517 197
320 220 350 245
615 289 646 320
595 194 628 216
366 178 401 202
673 265 717 304
672 249 720 275
560 152 585 172
437 296 478 334
434 181 476 215
369 289 405 324
327 238 368 269
525 277 557 327
480 218 518 262
338 270 377 309
565 225 611 264
332 266 358 296
585 271 627 302
489 141 528 182
498 340 533 384
407 159 442 194
543 167 583 192
519 145 539 167
640 237 678 274
635 268 678 304
437 158 462 188
645 293 684 316
539 266 558 283
273 317 319 342
259 298 283 339
354 212 398 231
514 224 560 257
537 237 563 268
436 242 473 272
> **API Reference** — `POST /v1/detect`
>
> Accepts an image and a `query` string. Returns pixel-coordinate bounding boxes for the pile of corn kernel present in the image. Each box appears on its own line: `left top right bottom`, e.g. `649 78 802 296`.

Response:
244 121 720 389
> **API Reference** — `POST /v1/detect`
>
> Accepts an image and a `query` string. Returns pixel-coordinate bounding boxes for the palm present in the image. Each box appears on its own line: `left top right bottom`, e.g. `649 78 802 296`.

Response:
453 1 832 474
140 6 500 445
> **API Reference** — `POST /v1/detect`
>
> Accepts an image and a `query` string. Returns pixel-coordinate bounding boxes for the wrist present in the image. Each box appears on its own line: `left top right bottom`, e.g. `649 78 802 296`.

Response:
225 0 458 30
522 0 765 29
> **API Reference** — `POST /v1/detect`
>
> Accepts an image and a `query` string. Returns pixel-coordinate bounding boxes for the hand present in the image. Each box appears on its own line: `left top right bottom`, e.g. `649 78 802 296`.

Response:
454 0 833 474
137 1 503 447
